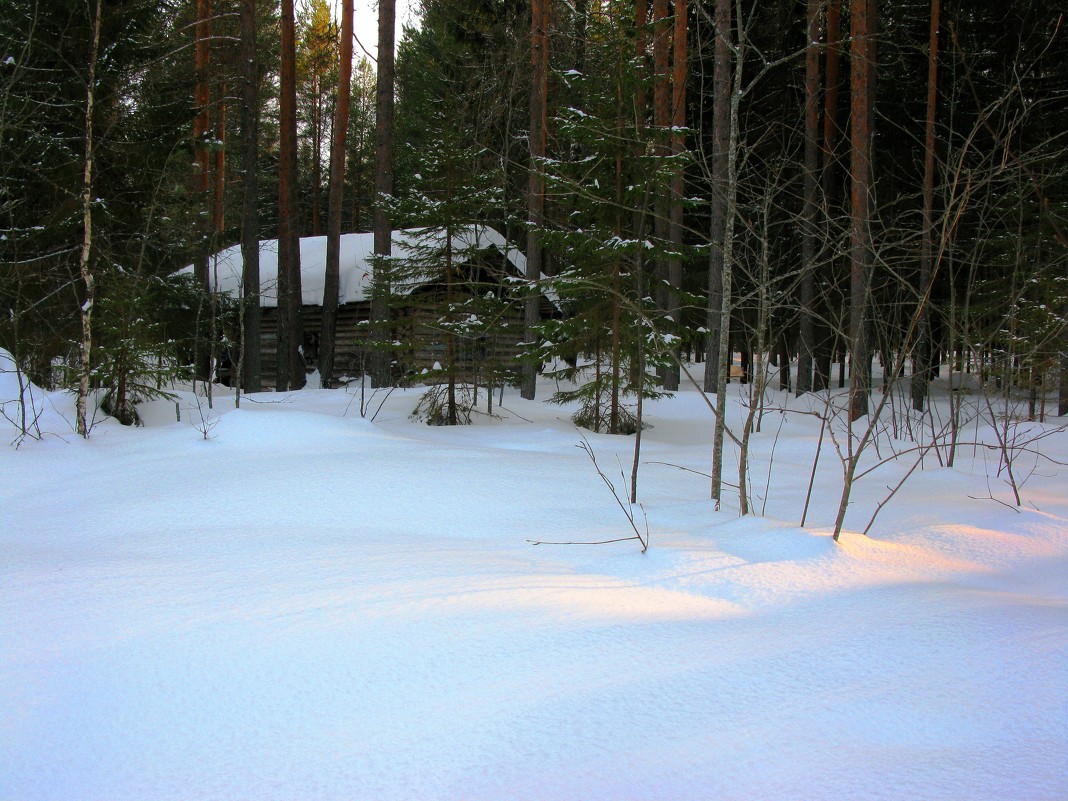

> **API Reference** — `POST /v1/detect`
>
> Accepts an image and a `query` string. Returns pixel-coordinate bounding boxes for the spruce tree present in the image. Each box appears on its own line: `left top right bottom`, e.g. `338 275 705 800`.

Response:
529 10 678 435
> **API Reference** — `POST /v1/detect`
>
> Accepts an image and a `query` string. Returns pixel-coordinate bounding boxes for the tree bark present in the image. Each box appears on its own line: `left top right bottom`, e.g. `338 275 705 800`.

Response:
666 0 686 392
703 0 730 393
522 0 549 400
912 0 940 412
371 0 395 388
1059 352 1068 417
711 0 742 506
652 0 673 390
312 82 323 236
816 0 842 392
797 0 820 396
848 0 874 421
212 84 226 237
239 0 261 393
320 0 353 389
77 0 103 438
192 0 212 292
278 0 305 390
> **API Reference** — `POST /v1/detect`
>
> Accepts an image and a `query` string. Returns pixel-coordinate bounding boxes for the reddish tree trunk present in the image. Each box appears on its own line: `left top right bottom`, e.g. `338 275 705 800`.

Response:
634 0 648 121
320 0 354 388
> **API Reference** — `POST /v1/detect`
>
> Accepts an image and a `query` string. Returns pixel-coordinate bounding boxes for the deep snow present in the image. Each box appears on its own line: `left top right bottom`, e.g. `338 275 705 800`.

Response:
2 360 1066 800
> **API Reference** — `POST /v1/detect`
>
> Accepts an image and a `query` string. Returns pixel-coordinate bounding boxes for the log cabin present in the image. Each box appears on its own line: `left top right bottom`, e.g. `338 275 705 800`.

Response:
189 226 551 385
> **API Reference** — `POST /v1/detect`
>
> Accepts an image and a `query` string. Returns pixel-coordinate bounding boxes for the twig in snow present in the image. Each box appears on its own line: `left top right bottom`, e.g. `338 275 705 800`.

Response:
530 435 649 553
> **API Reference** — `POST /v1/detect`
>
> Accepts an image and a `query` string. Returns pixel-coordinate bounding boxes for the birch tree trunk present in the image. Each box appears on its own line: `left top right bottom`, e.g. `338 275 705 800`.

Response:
711 0 743 507
76 0 103 438
320 0 353 389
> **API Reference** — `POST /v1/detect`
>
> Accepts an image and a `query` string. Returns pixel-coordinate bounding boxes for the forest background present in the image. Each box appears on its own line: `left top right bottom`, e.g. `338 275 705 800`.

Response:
1 0 1065 464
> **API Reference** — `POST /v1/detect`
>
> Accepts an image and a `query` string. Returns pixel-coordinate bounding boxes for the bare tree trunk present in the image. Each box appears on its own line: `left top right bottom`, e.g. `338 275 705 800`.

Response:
522 0 549 400
192 0 211 292
610 56 625 434
664 0 686 392
1059 352 1068 417
371 0 395 388
703 0 730 393
312 83 322 236
652 0 672 390
320 0 353 389
711 0 742 507
445 218 457 424
239 0 261 393
817 0 841 392
278 0 304 390
848 0 874 421
190 0 214 383
209 84 227 396
76 0 103 437
797 0 820 396
912 0 940 412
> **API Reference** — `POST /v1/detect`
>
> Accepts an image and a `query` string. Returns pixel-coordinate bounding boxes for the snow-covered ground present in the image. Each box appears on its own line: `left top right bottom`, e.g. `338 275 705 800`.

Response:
2 358 1066 800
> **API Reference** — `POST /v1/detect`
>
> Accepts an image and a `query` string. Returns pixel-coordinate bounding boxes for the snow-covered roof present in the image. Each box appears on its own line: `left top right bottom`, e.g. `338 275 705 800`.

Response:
182 226 527 308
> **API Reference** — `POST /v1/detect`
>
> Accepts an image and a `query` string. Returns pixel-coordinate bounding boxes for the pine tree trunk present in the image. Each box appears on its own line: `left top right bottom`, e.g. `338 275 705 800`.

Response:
665 0 686 393
817 0 842 392
312 84 322 236
212 85 226 236
912 0 939 412
703 0 730 393
652 0 672 391
320 0 353 389
239 0 261 393
797 0 820 396
278 0 304 390
522 0 549 400
848 0 874 421
77 0 103 438
191 0 213 382
192 0 211 292
371 0 396 388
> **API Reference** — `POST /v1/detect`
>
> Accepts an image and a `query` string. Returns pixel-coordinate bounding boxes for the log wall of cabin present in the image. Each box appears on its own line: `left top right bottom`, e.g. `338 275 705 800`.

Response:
257 300 534 385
